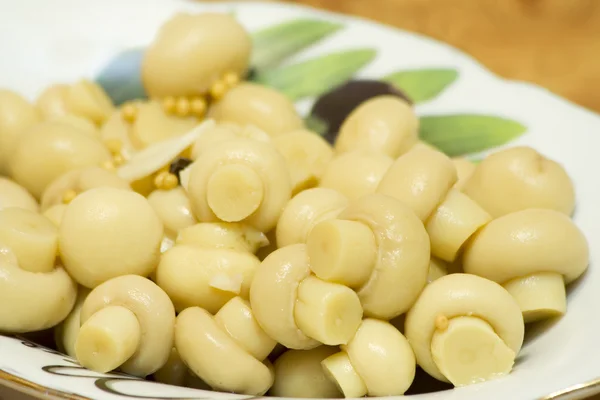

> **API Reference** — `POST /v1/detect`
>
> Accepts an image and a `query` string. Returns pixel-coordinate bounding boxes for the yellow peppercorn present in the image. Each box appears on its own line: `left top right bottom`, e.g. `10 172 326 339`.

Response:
104 138 123 155
162 96 176 114
223 72 240 87
209 80 227 101
175 97 191 117
154 171 179 190
62 189 78 204
121 103 138 123
435 314 449 331
190 97 207 117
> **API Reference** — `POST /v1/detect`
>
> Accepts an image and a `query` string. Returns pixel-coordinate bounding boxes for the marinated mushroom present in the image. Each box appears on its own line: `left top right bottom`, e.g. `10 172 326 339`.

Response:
131 101 198 148
250 244 363 348
50 114 98 137
75 275 175 376
0 90 40 175
59 187 163 288
43 204 67 227
270 346 341 398
462 146 576 217
322 319 416 397
153 347 211 389
462 208 589 322
156 244 260 313
190 123 239 160
9 121 112 198
147 187 197 239
276 187 349 248
319 151 393 201
63 80 114 125
175 297 276 395
176 222 268 253
36 84 70 120
210 83 303 137
55 286 91 357
142 12 251 98
451 157 476 191
0 177 39 212
187 138 292 232
272 129 334 194
334 95 418 158
306 194 430 319
404 274 524 386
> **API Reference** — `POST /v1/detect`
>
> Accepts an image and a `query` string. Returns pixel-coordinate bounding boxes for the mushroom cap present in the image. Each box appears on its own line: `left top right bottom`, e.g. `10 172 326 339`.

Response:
463 208 589 284
147 187 197 238
0 177 38 212
176 222 268 253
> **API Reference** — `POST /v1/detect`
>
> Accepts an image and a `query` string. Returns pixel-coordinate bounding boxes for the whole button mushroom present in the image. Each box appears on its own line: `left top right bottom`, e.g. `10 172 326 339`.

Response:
142 13 251 98
322 319 416 397
75 275 175 376
378 145 492 263
276 187 348 248
9 121 111 199
405 274 525 387
306 194 430 319
210 83 303 137
175 297 276 395
147 187 197 240
462 208 589 323
334 95 418 158
187 138 292 232
319 151 393 201
0 177 39 212
190 123 239 160
176 222 269 254
36 84 70 120
132 101 198 148
59 187 163 288
63 80 115 126
270 346 342 398
0 90 40 175
463 146 576 217
250 244 363 349
50 114 98 137
55 286 91 357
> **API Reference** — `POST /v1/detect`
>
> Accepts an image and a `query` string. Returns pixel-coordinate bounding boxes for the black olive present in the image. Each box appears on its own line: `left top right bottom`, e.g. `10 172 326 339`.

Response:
168 157 193 183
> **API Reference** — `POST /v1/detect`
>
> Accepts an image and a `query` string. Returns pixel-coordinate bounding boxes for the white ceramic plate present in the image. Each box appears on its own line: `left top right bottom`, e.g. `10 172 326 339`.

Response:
1 1 600 399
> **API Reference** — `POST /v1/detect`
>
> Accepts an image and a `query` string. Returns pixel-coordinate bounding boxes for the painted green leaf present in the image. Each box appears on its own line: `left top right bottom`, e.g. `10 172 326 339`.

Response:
251 19 343 70
255 49 377 101
419 114 526 157
96 48 146 106
384 69 458 103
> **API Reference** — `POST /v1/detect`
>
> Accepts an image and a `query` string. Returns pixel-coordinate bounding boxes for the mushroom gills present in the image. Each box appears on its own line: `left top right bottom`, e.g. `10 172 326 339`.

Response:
322 351 368 398
503 272 566 323
431 316 515 387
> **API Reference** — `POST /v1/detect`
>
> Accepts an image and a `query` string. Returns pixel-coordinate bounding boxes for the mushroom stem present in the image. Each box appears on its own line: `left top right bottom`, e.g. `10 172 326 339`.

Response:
206 164 264 222
294 276 363 346
322 351 368 398
502 272 566 323
306 219 376 288
75 305 141 373
430 316 516 387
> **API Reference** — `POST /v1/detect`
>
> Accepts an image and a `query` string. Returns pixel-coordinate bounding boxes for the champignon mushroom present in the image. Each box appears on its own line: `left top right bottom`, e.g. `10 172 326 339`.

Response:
190 123 240 160
55 286 91 357
153 347 212 389
176 222 268 254
175 297 276 395
250 244 363 348
0 177 38 212
75 275 175 376
210 83 303 137
156 244 260 313
9 121 112 198
270 346 341 398
276 187 349 248
451 157 476 191
306 194 430 319
131 101 198 148
147 187 197 239
272 129 334 194
50 114 98 137
187 138 292 232
322 319 416 397
319 151 393 201
462 208 589 323
59 187 163 288
63 80 114 126
43 204 67 227
36 84 70 120
404 274 524 387
334 95 418 158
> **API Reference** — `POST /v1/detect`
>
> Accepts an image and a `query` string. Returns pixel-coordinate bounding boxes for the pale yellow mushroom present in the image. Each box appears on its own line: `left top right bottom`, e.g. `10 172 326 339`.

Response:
404 274 524 386
272 129 334 194
43 204 67 227
0 177 38 212
9 121 111 198
335 95 418 158
63 80 114 125
210 83 303 137
176 222 268 253
142 12 251 98
462 146 575 217
50 115 98 137
187 138 291 232
322 319 416 397
99 111 144 160
59 187 163 288
276 187 349 248
156 244 260 313
132 101 198 148
40 167 131 211
270 346 341 398
462 208 589 323
319 151 393 201
306 194 430 319
147 187 197 239
190 123 240 160
175 298 275 395
451 157 476 191
250 244 363 348
36 84 70 120
0 238 77 333
75 275 175 376
55 286 91 357
153 347 212 389
428 257 449 283
0 90 40 175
